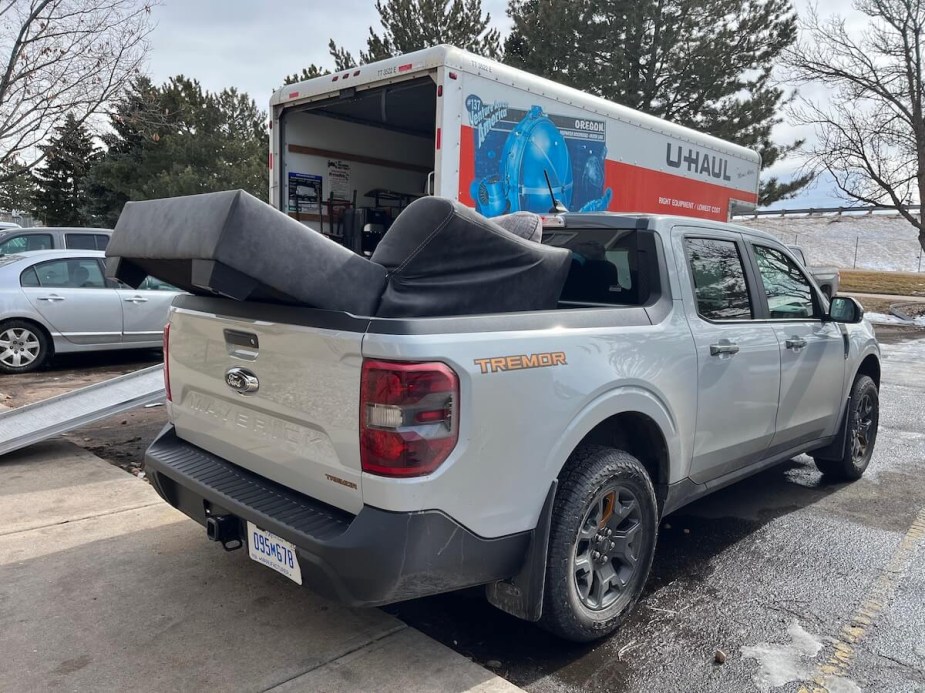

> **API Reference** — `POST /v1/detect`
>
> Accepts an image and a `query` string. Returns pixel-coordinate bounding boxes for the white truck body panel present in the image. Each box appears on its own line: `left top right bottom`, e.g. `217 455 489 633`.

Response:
270 46 761 228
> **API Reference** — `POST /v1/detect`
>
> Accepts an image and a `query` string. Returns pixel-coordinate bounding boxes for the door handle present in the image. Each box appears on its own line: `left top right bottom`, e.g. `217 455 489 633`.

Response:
710 342 740 356
123 296 148 303
785 337 807 350
38 295 65 302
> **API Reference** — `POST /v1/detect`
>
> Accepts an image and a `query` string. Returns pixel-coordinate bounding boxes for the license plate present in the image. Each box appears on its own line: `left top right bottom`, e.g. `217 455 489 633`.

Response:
246 521 302 585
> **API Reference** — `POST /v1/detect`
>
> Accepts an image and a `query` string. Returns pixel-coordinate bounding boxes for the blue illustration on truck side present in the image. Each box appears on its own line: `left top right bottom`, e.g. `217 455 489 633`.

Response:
466 95 613 217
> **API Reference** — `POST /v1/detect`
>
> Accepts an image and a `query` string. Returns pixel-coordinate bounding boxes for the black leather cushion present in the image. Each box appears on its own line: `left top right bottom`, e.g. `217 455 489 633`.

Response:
106 189 387 315
371 197 571 318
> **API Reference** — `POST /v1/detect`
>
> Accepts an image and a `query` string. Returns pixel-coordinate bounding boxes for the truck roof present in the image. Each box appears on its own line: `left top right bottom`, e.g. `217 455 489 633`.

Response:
549 212 781 243
272 45 761 164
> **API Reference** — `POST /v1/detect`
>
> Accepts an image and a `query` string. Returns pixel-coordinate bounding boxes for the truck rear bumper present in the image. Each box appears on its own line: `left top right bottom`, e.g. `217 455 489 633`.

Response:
144 426 530 606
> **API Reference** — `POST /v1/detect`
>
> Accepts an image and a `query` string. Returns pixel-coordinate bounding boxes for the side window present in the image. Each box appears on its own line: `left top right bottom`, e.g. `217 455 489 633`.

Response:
685 237 753 320
30 258 107 289
754 245 816 319
0 233 53 254
20 267 39 287
95 234 110 250
65 234 98 250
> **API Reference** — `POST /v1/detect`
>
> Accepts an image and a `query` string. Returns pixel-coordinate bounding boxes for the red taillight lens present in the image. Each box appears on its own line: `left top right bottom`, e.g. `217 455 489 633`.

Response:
163 322 172 402
360 359 459 477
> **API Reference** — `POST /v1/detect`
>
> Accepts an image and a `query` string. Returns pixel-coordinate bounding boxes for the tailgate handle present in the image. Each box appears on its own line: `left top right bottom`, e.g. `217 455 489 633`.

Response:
224 329 259 360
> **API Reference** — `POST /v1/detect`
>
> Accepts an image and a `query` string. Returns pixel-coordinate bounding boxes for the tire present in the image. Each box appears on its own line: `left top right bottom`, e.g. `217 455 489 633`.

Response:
0 319 50 374
813 375 879 480
540 445 658 642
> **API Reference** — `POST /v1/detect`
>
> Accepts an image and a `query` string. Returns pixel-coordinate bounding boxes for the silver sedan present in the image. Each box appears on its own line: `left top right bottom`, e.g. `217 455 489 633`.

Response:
0 250 180 374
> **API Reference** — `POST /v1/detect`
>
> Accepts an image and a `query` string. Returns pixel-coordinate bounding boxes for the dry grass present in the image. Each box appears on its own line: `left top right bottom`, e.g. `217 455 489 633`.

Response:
851 297 895 314
839 270 925 297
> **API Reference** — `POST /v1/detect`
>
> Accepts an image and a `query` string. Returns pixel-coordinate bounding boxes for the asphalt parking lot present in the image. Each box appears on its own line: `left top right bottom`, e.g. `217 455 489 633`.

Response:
388 336 925 692
1 336 923 692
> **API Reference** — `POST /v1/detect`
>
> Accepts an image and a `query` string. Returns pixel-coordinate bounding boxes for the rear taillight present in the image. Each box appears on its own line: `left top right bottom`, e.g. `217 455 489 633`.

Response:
360 359 459 477
163 322 172 402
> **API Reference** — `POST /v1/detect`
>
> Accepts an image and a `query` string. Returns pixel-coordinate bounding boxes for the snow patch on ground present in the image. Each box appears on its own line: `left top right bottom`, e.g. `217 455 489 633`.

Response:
741 621 823 691
866 312 925 326
741 621 862 693
736 213 924 272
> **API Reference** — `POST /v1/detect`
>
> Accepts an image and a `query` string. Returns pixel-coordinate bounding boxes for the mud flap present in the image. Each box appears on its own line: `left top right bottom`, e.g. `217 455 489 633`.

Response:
485 480 557 622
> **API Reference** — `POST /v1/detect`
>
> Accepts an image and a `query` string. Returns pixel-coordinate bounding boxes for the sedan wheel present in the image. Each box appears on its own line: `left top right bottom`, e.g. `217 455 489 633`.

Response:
0 321 49 374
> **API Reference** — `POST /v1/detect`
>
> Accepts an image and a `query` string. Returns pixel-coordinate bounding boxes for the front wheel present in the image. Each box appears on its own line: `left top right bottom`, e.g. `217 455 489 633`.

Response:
540 445 658 642
0 320 50 374
813 375 879 480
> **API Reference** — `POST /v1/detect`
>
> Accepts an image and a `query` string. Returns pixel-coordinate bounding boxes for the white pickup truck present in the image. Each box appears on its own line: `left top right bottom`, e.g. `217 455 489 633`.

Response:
111 194 880 642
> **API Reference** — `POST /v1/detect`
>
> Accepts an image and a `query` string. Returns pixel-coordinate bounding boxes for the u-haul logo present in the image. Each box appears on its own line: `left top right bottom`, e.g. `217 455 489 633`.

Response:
474 352 567 374
666 143 732 181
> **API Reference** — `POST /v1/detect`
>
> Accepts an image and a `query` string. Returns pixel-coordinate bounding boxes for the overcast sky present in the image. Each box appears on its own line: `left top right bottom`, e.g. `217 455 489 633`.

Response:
145 0 865 209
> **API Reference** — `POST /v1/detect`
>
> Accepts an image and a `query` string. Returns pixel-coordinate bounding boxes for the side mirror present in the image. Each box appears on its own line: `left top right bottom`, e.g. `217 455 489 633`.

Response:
827 296 864 324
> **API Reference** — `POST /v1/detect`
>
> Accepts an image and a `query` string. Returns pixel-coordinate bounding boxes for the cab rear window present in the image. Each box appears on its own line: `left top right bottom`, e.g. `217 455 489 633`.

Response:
543 228 649 306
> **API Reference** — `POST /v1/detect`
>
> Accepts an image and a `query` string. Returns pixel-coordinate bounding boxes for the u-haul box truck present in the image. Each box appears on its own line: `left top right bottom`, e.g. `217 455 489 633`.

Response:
270 45 760 228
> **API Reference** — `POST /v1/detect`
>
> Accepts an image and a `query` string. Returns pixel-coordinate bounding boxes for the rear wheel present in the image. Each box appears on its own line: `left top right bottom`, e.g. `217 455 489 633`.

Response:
0 320 50 374
813 375 879 480
540 445 658 642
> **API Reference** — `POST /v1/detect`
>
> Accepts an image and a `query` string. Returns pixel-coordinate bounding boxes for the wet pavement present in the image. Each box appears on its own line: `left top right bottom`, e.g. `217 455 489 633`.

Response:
388 339 925 692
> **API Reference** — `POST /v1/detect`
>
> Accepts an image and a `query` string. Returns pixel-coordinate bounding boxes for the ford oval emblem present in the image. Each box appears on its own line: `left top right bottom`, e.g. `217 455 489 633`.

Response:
225 367 259 395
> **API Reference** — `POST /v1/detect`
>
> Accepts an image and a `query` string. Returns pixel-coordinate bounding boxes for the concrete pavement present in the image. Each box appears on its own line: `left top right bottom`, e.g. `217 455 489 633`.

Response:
0 440 521 693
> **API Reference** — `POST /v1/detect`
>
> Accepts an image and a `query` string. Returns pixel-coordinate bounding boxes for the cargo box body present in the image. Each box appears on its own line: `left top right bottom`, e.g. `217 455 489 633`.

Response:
270 45 761 234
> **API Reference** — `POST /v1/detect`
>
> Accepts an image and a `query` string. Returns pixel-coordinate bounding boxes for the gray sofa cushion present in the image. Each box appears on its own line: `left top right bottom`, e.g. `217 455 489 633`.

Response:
106 189 387 315
493 212 543 243
370 197 571 318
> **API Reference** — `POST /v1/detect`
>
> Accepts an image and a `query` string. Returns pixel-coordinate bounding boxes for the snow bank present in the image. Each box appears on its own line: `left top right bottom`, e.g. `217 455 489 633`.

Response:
734 213 924 272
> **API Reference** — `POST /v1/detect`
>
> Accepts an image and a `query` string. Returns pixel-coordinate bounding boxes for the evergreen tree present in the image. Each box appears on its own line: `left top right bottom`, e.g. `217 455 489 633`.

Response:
286 0 501 83
505 0 811 205
90 77 268 226
0 156 37 216
284 64 328 86
32 115 100 226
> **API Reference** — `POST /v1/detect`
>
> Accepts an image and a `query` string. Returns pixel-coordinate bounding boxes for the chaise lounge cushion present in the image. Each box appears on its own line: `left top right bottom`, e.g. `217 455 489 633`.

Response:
370 197 571 318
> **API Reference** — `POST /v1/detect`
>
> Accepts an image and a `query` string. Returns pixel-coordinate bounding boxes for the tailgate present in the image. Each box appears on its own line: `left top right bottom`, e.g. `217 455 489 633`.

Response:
166 299 369 514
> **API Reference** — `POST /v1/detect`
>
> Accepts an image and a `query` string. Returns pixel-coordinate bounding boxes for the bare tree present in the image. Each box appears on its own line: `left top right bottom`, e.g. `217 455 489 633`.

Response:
0 0 155 184
786 0 925 253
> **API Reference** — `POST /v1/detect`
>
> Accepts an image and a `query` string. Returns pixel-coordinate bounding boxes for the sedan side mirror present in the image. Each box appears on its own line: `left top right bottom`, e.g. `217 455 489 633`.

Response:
827 296 864 324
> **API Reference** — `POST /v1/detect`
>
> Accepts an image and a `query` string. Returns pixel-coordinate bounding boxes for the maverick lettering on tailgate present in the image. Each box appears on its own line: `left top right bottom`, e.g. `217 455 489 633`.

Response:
474 352 568 374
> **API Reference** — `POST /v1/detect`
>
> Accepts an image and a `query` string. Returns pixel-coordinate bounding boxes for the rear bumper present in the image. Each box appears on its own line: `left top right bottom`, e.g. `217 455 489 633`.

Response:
144 426 529 606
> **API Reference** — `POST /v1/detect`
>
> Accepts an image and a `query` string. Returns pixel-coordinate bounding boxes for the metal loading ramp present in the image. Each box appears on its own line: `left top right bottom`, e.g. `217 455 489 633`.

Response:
0 365 165 457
